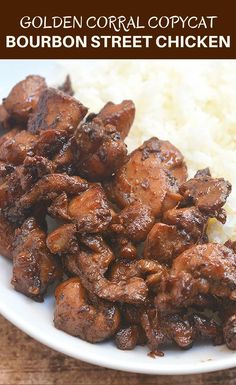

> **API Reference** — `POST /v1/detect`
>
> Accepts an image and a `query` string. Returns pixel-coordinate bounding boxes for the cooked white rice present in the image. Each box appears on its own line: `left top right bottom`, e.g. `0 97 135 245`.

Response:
58 60 236 243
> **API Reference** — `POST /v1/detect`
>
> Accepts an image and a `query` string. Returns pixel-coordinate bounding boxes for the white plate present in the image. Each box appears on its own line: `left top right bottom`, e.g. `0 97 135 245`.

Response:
0 60 236 375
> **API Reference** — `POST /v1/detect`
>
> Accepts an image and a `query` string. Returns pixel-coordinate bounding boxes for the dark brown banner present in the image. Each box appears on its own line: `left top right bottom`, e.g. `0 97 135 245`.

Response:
0 0 235 59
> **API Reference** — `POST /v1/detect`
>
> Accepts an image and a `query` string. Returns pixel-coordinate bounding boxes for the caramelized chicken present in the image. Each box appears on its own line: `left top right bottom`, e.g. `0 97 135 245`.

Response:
97 100 135 140
109 235 138 260
0 130 36 165
110 259 167 290
47 224 78 255
109 201 155 243
0 104 12 131
0 75 235 355
155 244 236 311
115 325 146 350
223 314 236 350
54 277 120 342
0 127 20 147
180 175 231 219
156 139 188 184
0 214 16 259
0 161 15 184
75 118 127 181
28 88 88 134
0 156 54 210
9 174 88 220
33 129 69 158
68 184 112 233
163 206 208 241
11 218 62 301
144 207 208 263
53 137 76 174
144 223 192 264
3 75 47 123
141 309 222 354
55 235 148 304
105 138 184 216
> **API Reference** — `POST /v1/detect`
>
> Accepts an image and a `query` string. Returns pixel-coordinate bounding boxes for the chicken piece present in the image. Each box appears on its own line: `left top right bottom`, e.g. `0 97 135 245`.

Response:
11 218 62 301
155 244 236 311
218 302 236 350
144 207 208 264
3 75 47 123
121 304 147 325
34 129 76 174
48 184 112 231
53 137 76 174
109 235 137 260
180 176 231 215
0 127 20 147
0 173 19 209
54 277 120 343
141 310 194 353
21 155 55 191
97 100 135 140
0 214 16 259
48 193 70 221
28 88 88 134
110 259 167 290
223 314 236 350
163 206 208 241
104 138 184 216
144 223 192 264
76 251 148 304
33 127 77 174
58 75 74 96
59 235 148 304
68 184 112 233
156 139 188 184
0 161 15 184
0 104 13 131
0 130 36 165
75 118 127 181
0 156 54 210
47 224 78 255
225 240 236 254
115 325 146 350
192 313 223 345
109 201 155 243
141 309 222 354
9 174 88 220
33 129 69 158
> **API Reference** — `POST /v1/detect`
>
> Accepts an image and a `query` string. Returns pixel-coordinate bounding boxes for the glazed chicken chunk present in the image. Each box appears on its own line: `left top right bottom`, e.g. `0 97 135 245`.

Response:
11 218 62 301
28 88 88 134
48 232 149 304
96 99 135 140
144 207 208 263
105 137 185 216
155 244 236 311
54 277 120 342
75 118 127 181
8 173 88 222
67 184 112 233
1 74 236 355
109 201 155 243
3 75 47 123
0 214 16 259
0 130 36 165
180 175 231 220
141 309 222 354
